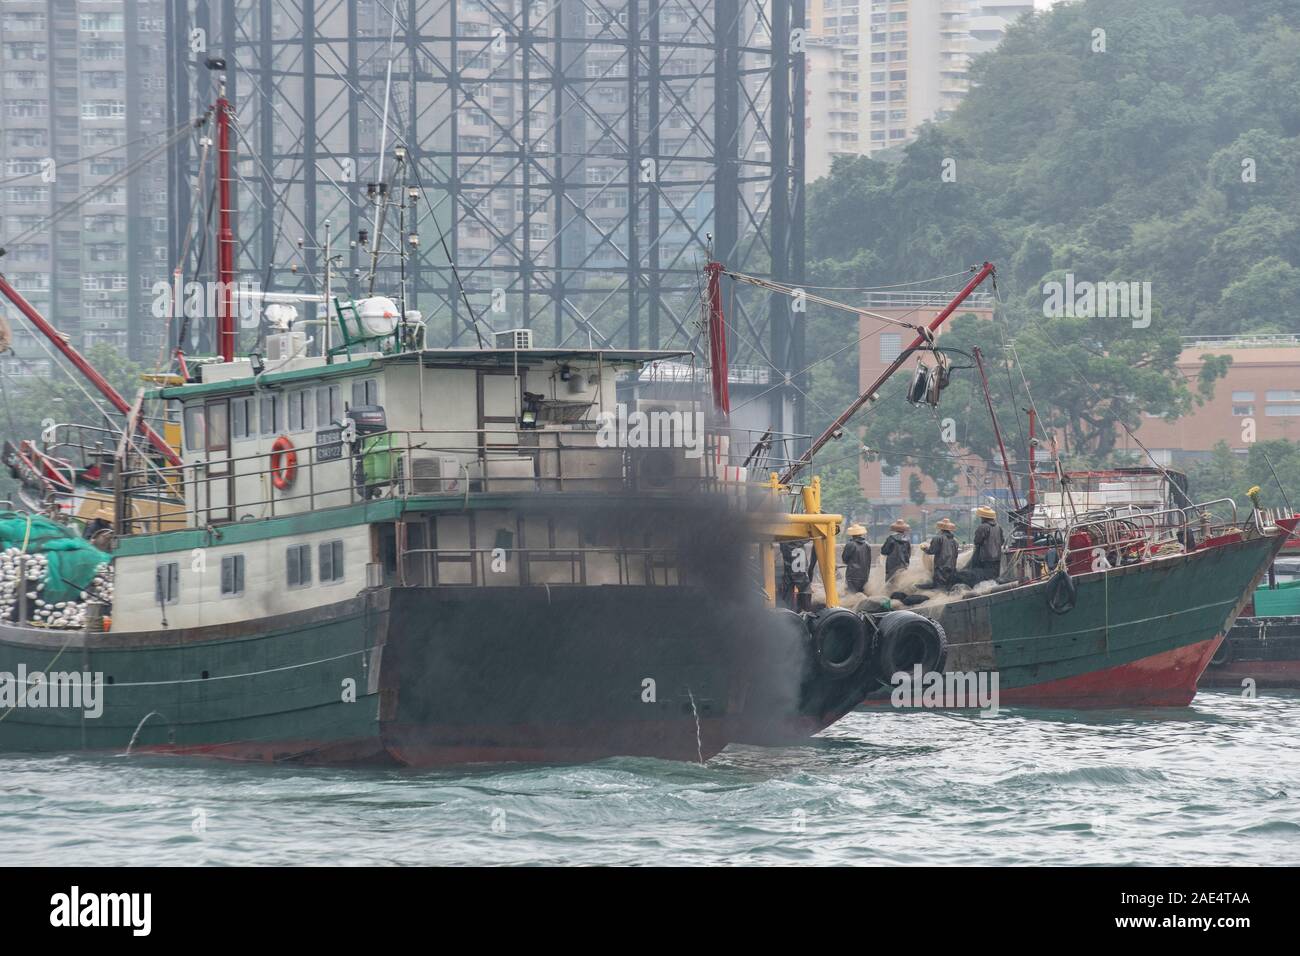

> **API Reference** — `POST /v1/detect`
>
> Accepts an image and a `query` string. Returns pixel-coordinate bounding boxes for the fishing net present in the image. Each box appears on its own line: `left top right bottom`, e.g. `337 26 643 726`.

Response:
0 511 110 604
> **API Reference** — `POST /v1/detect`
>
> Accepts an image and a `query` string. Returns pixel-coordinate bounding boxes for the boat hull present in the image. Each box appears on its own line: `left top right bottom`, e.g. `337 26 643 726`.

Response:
1200 615 1300 689
862 520 1292 709
0 585 871 766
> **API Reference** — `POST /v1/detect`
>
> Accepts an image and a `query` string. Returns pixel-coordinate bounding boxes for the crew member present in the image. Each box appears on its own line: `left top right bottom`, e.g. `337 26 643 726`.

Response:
971 506 1005 582
780 539 818 611
880 518 912 583
841 524 872 596
922 518 959 590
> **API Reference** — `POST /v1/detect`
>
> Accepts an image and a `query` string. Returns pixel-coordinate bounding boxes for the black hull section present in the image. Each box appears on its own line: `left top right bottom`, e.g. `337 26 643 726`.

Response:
377 586 873 764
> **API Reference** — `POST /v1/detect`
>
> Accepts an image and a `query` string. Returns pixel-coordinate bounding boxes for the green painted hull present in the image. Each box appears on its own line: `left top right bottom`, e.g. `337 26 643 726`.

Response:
867 526 1285 707
0 585 875 764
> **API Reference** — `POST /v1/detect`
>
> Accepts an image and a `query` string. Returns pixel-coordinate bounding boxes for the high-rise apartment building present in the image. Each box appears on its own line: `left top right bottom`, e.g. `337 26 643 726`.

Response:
0 0 170 376
805 0 1032 175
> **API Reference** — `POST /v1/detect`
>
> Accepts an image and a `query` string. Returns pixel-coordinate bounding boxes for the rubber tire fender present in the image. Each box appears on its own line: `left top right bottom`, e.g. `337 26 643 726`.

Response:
873 610 948 683
809 607 867 678
1046 568 1077 615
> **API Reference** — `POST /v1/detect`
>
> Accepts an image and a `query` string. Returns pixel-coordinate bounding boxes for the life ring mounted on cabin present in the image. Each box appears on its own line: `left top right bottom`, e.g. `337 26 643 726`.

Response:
270 435 298 491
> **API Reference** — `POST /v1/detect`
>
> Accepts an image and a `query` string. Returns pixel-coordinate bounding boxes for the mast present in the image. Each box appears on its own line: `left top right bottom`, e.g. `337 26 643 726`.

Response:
973 345 1020 510
1027 407 1037 509
215 75 237 363
0 274 182 466
777 261 996 484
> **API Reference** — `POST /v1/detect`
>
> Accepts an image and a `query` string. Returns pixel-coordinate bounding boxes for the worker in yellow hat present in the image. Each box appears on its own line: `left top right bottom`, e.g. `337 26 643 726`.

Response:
841 523 872 595
971 505 1004 582
881 518 912 582
922 517 959 589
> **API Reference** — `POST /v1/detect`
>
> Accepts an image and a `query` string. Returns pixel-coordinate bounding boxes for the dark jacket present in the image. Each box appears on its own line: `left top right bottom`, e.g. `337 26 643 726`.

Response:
880 533 912 578
972 520 1004 568
928 530 958 584
841 537 872 590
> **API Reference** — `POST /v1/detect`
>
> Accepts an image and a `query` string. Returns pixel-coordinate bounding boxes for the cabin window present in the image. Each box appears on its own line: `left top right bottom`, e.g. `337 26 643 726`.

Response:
287 390 314 432
351 378 379 408
154 561 179 605
286 544 312 588
259 394 284 436
220 554 245 596
205 400 229 452
231 398 254 440
319 539 345 583
315 385 342 427
183 405 205 451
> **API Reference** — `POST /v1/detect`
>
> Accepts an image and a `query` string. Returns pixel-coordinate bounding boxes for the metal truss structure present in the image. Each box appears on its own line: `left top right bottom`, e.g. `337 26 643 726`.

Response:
166 0 806 430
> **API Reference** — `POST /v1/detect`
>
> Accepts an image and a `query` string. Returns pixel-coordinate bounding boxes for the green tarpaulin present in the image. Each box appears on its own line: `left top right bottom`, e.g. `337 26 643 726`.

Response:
0 511 110 604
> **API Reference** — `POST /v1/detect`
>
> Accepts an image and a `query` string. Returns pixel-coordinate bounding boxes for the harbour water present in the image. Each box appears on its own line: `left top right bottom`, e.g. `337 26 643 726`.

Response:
5 689 1297 866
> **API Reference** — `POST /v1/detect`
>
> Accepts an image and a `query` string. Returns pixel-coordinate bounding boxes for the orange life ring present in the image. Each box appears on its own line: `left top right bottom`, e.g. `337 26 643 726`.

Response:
270 435 297 490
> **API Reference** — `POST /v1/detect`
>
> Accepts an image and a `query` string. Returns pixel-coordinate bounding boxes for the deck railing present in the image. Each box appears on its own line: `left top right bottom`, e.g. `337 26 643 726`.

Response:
114 424 801 535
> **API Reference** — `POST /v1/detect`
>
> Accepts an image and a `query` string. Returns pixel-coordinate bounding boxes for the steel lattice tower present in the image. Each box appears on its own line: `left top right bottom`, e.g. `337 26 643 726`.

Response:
167 0 806 430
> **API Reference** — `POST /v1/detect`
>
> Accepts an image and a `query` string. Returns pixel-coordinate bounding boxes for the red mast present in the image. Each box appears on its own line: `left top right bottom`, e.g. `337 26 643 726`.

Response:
215 81 237 363
0 274 182 466
704 262 731 415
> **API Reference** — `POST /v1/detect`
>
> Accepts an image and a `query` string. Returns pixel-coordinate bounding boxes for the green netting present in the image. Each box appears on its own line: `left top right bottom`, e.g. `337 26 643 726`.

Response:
0 511 110 604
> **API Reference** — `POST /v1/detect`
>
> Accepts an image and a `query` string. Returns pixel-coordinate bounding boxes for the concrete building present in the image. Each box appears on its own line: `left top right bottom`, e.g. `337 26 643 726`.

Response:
966 1 1035 56
0 0 170 374
1127 335 1300 466
805 0 1034 174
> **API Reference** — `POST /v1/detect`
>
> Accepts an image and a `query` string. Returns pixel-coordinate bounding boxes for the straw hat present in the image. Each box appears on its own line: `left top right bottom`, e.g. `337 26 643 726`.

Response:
936 518 957 532
846 523 866 536
976 506 997 521
890 518 910 533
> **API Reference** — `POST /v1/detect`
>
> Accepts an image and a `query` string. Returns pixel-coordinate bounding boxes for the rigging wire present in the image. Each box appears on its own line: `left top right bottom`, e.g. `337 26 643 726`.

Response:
792 270 979 293
0 125 195 189
0 122 194 255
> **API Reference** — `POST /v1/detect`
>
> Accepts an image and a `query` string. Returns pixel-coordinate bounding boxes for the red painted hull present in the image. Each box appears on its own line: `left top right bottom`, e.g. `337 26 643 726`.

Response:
996 635 1222 708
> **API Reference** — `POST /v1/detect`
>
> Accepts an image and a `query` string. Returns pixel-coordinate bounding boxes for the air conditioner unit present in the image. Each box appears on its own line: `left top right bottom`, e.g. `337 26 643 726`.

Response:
394 453 462 494
266 329 308 362
495 328 532 350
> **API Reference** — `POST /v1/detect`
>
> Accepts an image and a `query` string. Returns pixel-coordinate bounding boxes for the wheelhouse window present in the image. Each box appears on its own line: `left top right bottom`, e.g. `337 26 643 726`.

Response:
220 554 245 597
183 405 205 451
231 397 254 441
315 385 342 428
286 544 312 589
351 378 379 408
259 394 284 436
205 401 229 452
319 540 345 584
287 390 314 432
155 562 179 605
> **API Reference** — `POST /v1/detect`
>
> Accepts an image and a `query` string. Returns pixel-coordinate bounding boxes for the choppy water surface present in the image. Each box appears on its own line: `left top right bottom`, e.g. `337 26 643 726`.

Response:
4 690 1298 866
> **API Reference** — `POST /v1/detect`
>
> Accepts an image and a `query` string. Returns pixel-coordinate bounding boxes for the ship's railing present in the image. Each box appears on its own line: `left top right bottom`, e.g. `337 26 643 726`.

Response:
114 426 789 535
396 546 683 588
1010 497 1245 579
